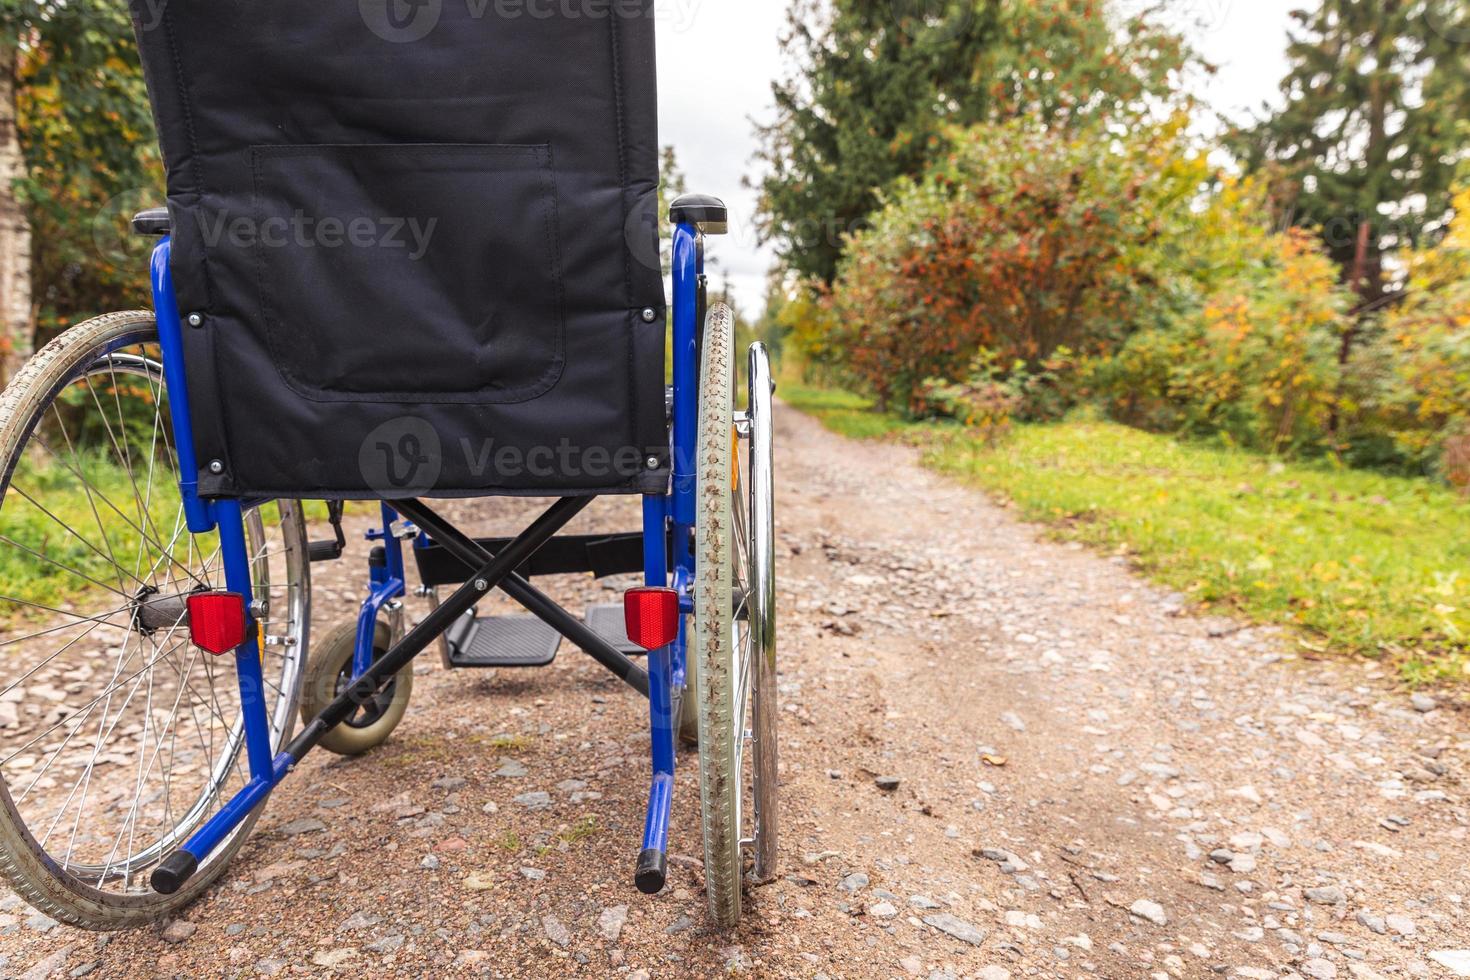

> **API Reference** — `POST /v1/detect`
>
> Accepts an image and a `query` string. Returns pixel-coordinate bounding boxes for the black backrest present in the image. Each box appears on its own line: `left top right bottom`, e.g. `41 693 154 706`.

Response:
129 1 667 498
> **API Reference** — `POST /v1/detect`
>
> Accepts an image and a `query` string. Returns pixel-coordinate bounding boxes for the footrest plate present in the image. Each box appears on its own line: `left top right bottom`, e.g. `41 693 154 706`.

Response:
585 603 644 657
445 611 561 668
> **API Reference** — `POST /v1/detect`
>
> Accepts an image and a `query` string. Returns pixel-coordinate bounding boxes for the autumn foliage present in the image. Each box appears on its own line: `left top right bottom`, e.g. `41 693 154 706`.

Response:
803 117 1470 477
1099 218 1349 456
1357 188 1470 481
823 119 1205 413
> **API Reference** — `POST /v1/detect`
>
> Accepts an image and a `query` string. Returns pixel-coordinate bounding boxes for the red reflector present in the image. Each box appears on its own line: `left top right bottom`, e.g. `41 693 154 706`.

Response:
187 591 248 655
624 587 679 651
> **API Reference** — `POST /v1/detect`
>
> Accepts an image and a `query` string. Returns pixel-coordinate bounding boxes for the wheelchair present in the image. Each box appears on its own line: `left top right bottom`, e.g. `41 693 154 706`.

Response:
0 1 776 930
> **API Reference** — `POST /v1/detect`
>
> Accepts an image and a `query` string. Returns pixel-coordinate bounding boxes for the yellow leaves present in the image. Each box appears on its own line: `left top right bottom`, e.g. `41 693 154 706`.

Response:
1401 185 1470 291
1438 186 1470 253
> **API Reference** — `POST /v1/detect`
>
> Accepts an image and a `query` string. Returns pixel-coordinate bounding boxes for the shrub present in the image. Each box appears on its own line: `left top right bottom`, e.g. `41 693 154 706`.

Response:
922 351 1022 445
1349 187 1470 481
1367 288 1470 478
806 122 1467 482
922 344 1083 439
818 118 1208 414
1095 219 1349 456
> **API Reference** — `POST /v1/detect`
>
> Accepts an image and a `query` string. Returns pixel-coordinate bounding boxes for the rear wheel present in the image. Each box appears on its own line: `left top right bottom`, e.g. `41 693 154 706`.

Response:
693 304 777 927
0 312 309 928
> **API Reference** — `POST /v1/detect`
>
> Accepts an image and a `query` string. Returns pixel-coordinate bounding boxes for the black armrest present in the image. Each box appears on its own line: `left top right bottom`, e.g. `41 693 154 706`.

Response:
669 194 727 235
130 207 171 236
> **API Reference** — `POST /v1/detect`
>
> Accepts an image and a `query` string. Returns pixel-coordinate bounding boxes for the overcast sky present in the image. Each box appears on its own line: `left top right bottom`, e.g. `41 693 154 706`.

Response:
653 0 1302 314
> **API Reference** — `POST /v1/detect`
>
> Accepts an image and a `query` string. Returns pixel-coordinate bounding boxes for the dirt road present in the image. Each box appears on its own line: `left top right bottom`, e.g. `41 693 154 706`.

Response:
1 404 1467 979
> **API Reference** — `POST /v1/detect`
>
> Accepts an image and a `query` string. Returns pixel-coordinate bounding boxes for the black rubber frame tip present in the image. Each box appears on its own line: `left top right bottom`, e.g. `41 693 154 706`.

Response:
151 850 199 895
634 848 667 894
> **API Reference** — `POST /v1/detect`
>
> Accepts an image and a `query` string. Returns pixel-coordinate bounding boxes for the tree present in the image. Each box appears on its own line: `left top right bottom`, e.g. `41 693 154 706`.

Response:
655 144 688 276
1 32 29 383
1233 0 1470 310
1 0 157 380
755 0 1194 284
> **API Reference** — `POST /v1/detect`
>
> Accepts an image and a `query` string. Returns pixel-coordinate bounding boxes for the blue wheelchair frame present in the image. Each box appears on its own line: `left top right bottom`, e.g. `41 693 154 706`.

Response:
145 220 710 894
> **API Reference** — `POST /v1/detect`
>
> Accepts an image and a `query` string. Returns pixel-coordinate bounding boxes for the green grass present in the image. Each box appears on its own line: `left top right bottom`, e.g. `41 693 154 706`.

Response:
383 731 533 768
783 383 1470 684
1 449 363 621
483 733 532 752
1 451 179 614
777 382 929 440
557 816 599 844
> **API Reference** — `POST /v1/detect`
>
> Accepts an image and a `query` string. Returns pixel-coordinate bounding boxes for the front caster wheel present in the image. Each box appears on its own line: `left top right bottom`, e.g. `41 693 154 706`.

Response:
299 618 411 755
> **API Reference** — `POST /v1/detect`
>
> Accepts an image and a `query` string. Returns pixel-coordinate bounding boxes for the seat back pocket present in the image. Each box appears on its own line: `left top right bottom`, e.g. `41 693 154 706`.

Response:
248 143 565 402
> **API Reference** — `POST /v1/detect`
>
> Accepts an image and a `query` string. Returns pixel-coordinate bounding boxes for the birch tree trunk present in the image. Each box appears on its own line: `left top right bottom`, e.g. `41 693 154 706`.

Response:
0 43 32 387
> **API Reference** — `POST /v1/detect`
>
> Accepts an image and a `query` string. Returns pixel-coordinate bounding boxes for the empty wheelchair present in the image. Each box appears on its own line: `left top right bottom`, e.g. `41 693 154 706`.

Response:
0 1 775 930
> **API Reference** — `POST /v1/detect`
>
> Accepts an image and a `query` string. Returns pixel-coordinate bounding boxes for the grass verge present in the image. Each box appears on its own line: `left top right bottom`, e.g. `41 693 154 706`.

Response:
2 448 362 621
782 382 1470 684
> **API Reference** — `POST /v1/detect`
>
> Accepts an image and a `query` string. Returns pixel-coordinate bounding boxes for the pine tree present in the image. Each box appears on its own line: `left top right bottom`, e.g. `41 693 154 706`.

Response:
1234 0 1470 309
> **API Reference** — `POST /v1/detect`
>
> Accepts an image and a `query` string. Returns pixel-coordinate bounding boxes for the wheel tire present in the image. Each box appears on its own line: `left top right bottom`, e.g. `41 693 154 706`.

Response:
694 304 743 927
0 312 309 929
299 619 411 755
745 339 779 886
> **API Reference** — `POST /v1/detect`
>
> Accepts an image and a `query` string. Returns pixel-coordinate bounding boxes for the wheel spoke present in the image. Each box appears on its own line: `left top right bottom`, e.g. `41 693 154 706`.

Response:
0 534 133 599
85 373 175 574
31 428 206 591
0 329 309 911
6 485 152 593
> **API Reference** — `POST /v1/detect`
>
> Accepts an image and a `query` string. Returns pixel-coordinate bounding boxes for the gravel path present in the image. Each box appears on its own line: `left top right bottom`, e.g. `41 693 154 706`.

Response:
0 404 1467 978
